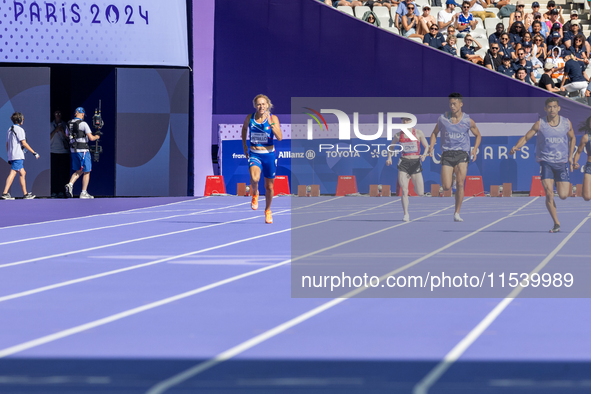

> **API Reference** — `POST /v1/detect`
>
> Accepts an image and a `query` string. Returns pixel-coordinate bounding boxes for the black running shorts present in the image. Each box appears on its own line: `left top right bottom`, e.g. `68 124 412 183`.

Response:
441 150 469 167
397 157 422 174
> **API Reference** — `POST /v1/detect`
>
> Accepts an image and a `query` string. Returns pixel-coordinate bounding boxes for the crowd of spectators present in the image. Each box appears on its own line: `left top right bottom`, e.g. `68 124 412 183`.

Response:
325 0 591 99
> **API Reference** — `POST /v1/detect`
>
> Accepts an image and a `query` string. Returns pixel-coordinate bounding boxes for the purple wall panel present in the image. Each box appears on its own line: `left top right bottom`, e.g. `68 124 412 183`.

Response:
193 0 215 196
213 0 560 115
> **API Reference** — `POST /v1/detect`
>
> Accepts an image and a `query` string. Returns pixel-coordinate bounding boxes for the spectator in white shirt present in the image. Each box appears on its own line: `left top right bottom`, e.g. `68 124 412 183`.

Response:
438 0 460 31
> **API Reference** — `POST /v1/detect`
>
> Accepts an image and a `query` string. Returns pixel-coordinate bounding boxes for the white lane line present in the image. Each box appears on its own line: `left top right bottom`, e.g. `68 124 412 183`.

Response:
0 198 406 357
0 197 208 231
0 196 328 269
0 198 348 300
412 209 591 394
0 214 266 269
0 202 252 247
145 198 536 394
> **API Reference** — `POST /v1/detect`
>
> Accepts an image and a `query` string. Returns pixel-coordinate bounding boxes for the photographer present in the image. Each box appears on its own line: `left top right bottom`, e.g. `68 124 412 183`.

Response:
64 107 100 199
2 112 39 200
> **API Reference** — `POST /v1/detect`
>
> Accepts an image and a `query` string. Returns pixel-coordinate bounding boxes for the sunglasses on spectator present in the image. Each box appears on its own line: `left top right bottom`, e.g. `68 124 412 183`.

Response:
462 5 470 8
501 37 509 40
408 6 415 9
491 47 499 49
517 4 524 7
430 27 438 30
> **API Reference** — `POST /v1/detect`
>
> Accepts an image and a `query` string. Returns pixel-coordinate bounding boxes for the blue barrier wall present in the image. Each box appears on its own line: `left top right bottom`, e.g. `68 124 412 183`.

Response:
0 67 50 197
116 69 189 196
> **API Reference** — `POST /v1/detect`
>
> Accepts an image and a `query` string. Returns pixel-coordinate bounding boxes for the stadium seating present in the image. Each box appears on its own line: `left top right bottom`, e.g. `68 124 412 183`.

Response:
327 0 590 105
354 6 372 19
486 26 497 39
474 17 484 29
430 6 443 15
485 17 501 29
373 7 390 18
383 26 400 34
502 17 510 29
336 6 354 16
373 6 393 27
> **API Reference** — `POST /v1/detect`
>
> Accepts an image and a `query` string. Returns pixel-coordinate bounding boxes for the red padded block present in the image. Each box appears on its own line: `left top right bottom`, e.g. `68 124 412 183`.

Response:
502 183 512 197
382 185 391 197
336 176 358 196
396 179 418 196
464 176 485 197
204 176 226 196
529 176 545 197
443 188 452 197
273 175 290 196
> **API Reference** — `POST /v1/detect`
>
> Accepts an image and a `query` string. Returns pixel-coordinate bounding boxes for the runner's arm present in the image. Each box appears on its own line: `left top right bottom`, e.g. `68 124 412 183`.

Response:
509 120 539 154
269 114 282 141
567 120 576 171
469 119 482 162
429 123 440 155
417 129 429 161
241 115 251 158
573 133 588 169
386 132 401 165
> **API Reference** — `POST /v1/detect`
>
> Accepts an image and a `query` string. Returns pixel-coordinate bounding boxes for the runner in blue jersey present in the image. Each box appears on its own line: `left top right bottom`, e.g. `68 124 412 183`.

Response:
510 97 576 233
241 94 283 224
573 115 591 202
428 93 482 222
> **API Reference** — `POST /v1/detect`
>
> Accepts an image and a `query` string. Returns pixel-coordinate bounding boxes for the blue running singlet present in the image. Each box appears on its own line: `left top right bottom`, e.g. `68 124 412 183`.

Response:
438 113 471 153
249 113 274 149
535 116 569 164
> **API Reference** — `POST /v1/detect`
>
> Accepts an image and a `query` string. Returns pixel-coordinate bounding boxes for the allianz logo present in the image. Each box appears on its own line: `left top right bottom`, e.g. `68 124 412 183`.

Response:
278 151 305 159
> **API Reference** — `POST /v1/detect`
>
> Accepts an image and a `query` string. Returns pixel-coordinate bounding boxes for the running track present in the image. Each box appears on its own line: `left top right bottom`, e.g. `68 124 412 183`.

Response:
0 196 590 393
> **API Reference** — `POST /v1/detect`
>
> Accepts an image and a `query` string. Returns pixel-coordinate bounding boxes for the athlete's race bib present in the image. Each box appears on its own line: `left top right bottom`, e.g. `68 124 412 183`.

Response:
401 141 418 154
250 132 268 145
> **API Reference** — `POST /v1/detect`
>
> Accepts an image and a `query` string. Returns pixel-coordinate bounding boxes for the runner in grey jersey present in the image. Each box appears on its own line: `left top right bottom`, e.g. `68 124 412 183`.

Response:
510 97 576 233
428 93 482 222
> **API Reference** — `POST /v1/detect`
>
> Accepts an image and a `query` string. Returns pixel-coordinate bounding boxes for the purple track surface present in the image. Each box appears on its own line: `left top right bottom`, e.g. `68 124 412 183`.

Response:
0 196 590 394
